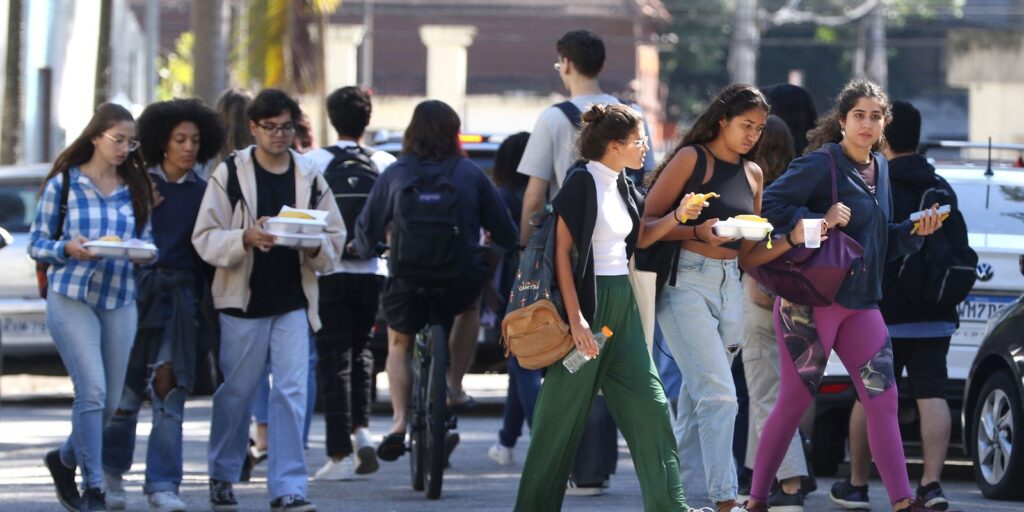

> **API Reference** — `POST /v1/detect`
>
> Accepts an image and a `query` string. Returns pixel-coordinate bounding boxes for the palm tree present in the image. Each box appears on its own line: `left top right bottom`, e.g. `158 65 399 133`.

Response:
94 0 112 107
1 0 23 164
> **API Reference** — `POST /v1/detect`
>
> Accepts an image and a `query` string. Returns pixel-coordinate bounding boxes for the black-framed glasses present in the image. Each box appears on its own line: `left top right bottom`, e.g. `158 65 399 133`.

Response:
102 132 140 152
256 122 297 135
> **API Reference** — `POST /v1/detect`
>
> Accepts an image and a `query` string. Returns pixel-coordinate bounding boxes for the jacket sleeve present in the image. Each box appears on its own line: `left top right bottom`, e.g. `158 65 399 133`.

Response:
28 175 69 265
352 168 393 259
191 161 248 268
307 173 345 273
478 171 518 252
885 184 924 261
762 152 829 234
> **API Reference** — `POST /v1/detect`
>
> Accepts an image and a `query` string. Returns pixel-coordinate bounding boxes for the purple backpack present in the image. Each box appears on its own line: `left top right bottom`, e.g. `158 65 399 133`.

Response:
747 150 865 306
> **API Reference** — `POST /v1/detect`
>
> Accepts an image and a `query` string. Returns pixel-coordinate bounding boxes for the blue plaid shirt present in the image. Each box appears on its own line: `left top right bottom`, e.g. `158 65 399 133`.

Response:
28 167 153 309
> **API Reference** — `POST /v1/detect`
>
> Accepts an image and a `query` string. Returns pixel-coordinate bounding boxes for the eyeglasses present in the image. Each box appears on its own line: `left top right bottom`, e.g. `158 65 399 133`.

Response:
256 122 297 135
102 132 140 152
621 136 649 148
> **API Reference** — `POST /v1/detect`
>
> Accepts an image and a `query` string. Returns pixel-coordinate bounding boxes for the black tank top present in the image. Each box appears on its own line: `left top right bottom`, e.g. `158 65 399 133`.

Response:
688 153 755 250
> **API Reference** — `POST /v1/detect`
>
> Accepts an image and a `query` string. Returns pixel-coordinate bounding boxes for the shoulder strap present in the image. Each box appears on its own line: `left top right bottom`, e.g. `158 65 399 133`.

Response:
816 148 840 203
309 174 321 209
323 145 347 159
52 168 71 241
224 152 242 209
554 101 583 129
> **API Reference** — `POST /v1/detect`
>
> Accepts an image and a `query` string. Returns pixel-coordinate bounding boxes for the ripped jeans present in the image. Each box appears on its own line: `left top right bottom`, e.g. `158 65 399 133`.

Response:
656 249 744 503
102 290 196 494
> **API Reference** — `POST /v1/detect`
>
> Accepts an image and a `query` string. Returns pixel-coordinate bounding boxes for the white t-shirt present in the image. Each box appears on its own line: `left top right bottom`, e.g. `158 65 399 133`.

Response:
304 140 397 276
516 93 654 199
587 161 630 276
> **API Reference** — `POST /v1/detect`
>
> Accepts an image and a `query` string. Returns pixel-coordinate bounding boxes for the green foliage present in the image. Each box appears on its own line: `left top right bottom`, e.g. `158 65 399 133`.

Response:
156 32 194 101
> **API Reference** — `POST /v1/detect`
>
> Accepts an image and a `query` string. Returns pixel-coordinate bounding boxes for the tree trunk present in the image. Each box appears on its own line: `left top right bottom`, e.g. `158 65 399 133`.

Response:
1 0 23 164
94 0 112 107
192 0 227 107
853 17 867 79
728 0 759 84
866 2 887 89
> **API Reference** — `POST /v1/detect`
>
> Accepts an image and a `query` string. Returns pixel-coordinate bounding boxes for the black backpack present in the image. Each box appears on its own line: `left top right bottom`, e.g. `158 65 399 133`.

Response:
321 145 378 260
896 177 978 309
390 156 462 281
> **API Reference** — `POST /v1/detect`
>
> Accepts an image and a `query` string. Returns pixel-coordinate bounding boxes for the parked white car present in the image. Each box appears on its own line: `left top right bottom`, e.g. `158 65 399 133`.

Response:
0 164 53 356
811 143 1024 474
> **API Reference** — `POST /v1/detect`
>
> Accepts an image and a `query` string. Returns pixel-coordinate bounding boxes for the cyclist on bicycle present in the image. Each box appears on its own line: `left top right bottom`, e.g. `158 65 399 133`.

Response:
351 99 517 462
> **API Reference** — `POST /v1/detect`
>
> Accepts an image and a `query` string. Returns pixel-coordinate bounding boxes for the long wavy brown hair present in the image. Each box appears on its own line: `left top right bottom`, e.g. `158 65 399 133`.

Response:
753 115 795 184
44 103 151 228
805 79 892 155
646 84 769 187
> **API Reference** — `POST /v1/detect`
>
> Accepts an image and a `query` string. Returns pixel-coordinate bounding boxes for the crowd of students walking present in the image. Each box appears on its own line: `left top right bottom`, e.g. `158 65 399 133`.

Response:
29 26 961 512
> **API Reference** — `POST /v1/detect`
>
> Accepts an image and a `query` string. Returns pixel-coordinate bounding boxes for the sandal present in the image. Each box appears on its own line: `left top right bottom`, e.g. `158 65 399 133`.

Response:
376 432 406 462
447 393 477 412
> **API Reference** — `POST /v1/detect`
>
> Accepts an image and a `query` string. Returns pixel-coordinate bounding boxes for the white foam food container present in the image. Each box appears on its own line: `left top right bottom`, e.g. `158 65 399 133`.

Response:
84 239 159 260
712 218 774 241
265 206 328 234
267 231 324 249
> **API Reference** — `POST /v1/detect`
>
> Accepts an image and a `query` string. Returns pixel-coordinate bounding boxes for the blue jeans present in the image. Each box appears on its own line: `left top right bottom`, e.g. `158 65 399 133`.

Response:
47 292 137 490
657 250 744 503
102 289 197 494
208 309 310 499
252 332 317 448
498 356 542 448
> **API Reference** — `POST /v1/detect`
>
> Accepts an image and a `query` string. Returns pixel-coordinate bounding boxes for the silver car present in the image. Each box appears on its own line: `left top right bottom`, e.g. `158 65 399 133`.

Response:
0 164 53 356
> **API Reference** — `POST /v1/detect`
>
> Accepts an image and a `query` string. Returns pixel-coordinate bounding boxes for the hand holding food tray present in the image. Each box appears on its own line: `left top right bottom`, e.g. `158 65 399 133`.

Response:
83 236 158 260
266 206 327 249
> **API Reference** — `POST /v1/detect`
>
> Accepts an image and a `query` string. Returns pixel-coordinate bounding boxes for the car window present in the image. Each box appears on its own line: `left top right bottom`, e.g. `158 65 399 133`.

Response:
949 180 1024 249
0 184 37 233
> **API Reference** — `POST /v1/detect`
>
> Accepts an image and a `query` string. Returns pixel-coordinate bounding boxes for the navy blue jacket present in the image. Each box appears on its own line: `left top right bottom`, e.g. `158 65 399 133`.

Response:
352 155 518 268
762 143 922 310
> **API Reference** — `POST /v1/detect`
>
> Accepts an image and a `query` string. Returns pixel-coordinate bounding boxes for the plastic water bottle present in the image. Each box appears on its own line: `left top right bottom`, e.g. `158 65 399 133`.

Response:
562 326 614 374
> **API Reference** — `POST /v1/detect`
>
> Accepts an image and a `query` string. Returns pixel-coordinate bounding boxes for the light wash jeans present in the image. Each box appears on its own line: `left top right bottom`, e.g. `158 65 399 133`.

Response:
741 279 807 479
46 292 137 490
208 309 310 500
102 288 197 494
252 332 318 448
657 249 743 504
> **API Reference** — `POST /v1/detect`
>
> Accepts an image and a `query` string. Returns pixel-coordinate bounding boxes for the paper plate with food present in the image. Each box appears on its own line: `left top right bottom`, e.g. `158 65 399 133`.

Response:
84 236 159 260
265 206 328 234
266 231 324 249
713 215 775 241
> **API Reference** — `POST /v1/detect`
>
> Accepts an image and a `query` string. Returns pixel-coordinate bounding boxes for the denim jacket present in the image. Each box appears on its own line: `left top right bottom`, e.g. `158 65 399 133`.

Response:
762 143 922 310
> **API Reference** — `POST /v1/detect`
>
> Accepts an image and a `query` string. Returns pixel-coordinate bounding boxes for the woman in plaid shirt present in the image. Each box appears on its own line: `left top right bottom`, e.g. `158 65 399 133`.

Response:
29 103 154 512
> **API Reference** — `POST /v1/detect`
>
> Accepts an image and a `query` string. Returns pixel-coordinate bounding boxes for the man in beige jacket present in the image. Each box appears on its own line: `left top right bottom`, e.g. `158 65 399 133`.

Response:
192 89 345 512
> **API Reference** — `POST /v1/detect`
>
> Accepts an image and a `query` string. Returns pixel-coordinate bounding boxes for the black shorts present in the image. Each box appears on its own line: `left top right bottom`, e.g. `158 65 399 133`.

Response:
892 336 951 400
381 258 488 335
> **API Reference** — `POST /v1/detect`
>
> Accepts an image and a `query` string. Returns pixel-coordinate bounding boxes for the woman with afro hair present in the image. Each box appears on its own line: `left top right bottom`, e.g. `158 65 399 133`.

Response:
101 98 225 512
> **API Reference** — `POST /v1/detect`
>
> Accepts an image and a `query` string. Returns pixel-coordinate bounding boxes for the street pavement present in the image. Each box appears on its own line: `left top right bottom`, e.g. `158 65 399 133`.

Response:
0 374 1020 511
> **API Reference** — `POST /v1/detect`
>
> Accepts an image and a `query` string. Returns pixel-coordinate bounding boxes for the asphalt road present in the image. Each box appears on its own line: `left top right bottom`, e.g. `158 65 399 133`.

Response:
0 379 1020 511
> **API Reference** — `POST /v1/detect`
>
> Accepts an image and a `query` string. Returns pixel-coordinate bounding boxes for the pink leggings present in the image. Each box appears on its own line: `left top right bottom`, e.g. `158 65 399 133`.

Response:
750 300 912 505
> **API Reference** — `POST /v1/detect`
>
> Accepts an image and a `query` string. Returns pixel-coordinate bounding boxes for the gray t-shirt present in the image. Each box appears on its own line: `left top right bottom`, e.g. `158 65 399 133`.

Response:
516 93 654 198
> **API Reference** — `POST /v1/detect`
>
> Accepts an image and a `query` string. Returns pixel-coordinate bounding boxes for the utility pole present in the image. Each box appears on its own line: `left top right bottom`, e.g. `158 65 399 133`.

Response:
361 0 374 88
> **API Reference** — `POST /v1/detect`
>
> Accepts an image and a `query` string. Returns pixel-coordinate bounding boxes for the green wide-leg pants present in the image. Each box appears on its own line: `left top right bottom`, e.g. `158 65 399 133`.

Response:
514 275 689 512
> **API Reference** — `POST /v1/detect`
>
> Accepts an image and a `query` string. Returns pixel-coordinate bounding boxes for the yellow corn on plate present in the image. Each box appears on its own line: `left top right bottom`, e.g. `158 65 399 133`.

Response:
278 211 315 220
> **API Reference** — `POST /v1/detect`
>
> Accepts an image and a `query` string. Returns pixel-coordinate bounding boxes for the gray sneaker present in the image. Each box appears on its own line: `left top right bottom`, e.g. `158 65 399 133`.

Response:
147 491 186 512
103 472 126 510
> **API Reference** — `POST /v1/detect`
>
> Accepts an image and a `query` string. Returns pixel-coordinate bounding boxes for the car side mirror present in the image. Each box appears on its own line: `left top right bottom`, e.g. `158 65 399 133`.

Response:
1020 254 1024 277
0 227 10 251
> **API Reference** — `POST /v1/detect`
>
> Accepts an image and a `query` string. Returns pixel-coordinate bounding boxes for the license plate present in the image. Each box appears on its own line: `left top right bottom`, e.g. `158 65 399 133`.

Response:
957 294 1016 323
0 314 48 339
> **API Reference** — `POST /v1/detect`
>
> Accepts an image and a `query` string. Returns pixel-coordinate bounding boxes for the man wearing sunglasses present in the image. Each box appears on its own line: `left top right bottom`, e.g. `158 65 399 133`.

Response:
193 89 346 512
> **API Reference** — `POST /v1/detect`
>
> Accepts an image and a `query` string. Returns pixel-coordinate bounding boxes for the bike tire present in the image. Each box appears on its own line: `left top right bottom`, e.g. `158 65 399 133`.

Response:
409 333 428 491
425 324 449 499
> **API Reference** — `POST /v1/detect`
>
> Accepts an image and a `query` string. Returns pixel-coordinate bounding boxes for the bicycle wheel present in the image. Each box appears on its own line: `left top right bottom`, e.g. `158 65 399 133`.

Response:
408 332 429 491
425 324 449 499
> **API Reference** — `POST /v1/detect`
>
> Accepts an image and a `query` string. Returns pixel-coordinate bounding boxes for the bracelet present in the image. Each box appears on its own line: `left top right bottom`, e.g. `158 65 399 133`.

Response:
673 208 686 224
785 231 799 247
693 226 705 243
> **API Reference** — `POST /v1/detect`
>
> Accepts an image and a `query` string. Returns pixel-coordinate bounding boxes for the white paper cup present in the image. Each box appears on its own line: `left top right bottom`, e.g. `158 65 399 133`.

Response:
803 218 824 248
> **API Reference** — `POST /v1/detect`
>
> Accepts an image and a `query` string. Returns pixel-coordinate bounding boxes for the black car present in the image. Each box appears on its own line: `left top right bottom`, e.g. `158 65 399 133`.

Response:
960 255 1024 500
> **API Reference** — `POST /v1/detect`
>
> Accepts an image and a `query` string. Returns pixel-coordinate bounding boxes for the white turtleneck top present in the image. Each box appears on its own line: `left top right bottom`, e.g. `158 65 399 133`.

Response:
587 160 631 276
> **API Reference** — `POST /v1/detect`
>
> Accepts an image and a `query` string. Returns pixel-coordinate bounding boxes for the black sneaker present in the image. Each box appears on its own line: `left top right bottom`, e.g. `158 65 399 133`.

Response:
208 479 239 511
44 448 81 512
81 487 107 511
915 482 949 511
270 494 317 512
376 433 406 462
444 432 460 469
830 479 870 510
769 488 805 512
801 474 818 496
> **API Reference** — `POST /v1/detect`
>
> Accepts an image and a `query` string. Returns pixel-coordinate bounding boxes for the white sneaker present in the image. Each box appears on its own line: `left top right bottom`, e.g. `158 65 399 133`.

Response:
353 428 379 475
147 490 187 512
565 478 605 496
313 456 355 481
104 471 127 510
487 443 513 466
